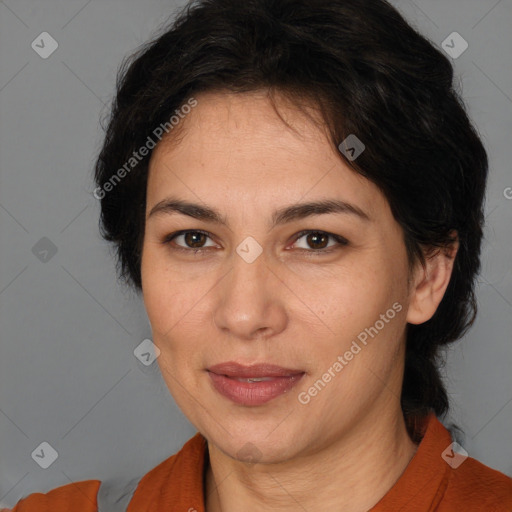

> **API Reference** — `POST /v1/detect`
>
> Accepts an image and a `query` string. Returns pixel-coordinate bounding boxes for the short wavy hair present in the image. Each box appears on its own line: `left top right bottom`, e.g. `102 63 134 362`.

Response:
94 0 488 434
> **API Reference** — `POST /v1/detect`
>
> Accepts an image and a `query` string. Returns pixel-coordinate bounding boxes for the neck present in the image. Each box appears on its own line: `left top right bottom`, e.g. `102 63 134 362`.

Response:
205 406 418 512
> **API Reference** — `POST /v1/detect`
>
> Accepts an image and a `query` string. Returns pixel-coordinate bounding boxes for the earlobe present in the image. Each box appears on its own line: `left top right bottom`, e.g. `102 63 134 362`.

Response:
406 232 459 325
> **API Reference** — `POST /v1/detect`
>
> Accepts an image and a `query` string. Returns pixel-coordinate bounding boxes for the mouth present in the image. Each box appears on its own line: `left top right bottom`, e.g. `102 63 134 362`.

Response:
206 362 306 406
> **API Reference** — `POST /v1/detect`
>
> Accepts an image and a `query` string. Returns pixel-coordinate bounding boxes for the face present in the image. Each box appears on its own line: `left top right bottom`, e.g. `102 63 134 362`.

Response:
141 90 416 463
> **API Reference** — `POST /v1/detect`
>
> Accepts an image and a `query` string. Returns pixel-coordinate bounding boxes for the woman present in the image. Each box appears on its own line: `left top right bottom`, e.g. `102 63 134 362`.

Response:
6 0 512 510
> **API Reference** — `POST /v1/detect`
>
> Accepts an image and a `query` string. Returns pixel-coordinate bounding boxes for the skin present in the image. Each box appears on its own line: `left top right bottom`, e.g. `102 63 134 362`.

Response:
141 89 458 511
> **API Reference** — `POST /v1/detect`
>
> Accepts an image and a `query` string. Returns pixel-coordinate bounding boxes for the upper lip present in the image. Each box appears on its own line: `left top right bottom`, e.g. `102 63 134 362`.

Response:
207 362 305 378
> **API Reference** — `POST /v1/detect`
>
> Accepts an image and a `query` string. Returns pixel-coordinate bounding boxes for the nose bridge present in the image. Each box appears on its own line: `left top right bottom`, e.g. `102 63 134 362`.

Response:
227 245 269 309
212 244 286 338
228 233 269 295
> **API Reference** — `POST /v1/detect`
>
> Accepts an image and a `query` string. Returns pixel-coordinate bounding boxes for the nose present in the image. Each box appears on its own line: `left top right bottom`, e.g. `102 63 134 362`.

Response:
212 249 288 341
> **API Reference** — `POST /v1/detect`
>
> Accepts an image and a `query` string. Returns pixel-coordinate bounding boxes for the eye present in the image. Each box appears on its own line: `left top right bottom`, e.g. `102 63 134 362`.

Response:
291 230 348 254
162 229 349 256
162 230 217 253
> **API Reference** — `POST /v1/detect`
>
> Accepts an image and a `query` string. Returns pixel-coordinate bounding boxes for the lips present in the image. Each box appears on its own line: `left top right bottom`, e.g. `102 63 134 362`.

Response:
207 362 305 406
208 362 305 378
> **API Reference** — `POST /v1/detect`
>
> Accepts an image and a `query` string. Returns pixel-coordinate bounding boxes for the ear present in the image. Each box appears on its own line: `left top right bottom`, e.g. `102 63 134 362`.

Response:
406 231 459 325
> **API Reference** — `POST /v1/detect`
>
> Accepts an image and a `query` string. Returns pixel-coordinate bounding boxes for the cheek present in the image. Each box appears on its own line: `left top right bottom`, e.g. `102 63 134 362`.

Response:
141 247 179 341
141 244 191 330
311 259 406 361
141 246 217 367
314 264 383 322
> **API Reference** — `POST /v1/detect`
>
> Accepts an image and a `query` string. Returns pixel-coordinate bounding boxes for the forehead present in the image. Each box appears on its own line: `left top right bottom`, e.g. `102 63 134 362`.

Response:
147 91 387 221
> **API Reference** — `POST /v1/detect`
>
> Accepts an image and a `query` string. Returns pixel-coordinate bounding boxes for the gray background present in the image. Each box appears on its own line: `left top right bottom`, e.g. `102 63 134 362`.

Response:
1 0 511 507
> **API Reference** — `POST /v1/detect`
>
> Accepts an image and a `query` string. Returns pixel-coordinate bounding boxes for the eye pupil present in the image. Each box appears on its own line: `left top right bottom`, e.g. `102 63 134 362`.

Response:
185 231 206 248
307 232 328 249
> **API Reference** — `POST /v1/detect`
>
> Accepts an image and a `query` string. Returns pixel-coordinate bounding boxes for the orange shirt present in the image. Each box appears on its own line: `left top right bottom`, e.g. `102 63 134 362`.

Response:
4 413 512 511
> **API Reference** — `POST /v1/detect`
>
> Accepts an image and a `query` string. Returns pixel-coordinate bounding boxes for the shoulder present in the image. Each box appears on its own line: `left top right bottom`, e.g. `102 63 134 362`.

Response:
375 414 512 512
3 473 147 512
2 480 101 512
4 473 146 512
3 433 206 512
127 432 207 510
440 456 512 511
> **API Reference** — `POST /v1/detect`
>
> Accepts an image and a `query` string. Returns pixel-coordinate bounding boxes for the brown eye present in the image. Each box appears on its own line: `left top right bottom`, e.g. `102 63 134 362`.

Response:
292 230 348 253
183 231 208 248
305 232 329 249
162 229 348 256
163 230 217 252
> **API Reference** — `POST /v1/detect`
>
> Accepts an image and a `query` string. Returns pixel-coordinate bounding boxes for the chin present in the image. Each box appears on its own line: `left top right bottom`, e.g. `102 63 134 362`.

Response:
205 422 307 465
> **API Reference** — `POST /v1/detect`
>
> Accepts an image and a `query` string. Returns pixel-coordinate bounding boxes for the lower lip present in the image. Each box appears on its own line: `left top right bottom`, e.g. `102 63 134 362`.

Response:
207 371 305 406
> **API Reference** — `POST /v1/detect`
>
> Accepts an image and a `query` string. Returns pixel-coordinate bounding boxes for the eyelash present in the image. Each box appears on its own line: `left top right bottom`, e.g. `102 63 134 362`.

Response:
161 229 349 256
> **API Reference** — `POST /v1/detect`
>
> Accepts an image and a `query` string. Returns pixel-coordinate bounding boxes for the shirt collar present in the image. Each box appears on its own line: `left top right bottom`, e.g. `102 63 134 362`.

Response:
370 413 452 511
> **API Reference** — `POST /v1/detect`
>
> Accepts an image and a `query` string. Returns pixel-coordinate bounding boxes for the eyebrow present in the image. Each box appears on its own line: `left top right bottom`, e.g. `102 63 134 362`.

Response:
147 196 371 228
